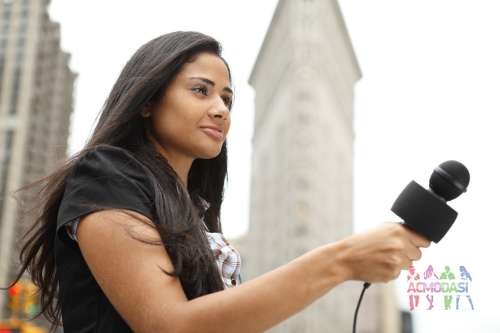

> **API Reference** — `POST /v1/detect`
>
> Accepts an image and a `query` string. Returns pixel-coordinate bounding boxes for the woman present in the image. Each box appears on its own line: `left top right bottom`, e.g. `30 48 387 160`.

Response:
4 31 430 332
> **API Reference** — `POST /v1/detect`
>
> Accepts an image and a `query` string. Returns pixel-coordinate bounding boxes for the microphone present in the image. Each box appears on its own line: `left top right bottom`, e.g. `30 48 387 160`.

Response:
353 160 470 333
391 160 470 243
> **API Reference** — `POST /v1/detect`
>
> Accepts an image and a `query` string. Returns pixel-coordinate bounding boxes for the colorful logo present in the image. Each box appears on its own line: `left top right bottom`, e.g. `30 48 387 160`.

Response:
406 265 473 311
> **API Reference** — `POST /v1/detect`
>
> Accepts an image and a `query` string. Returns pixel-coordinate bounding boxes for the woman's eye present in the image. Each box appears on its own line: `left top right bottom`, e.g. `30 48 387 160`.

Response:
223 97 232 109
193 86 208 95
193 86 232 110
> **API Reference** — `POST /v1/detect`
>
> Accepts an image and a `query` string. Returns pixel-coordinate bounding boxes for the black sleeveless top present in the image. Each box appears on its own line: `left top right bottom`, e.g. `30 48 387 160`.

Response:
54 145 160 332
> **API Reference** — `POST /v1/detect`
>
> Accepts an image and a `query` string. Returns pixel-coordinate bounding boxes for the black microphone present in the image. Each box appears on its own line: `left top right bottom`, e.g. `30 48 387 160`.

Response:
353 160 470 333
391 160 470 243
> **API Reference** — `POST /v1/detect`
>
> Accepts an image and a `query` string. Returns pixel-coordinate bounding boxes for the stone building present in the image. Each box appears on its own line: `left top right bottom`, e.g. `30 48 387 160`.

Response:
0 0 76 324
230 0 402 332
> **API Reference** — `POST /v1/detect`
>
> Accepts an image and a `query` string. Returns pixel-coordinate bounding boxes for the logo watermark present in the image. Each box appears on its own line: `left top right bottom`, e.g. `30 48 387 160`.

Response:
406 265 474 311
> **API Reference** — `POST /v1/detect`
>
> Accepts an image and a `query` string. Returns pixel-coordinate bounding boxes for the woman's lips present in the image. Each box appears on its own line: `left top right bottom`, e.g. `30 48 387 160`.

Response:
201 127 224 141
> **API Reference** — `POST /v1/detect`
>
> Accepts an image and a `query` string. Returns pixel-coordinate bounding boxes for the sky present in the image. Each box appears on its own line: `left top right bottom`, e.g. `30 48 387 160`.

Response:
49 0 500 331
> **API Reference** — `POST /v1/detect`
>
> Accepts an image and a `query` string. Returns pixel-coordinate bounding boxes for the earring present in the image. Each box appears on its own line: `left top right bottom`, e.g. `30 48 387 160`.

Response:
141 102 153 118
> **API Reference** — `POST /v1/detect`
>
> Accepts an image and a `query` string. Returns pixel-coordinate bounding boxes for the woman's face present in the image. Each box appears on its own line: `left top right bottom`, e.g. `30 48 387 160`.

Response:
147 52 232 160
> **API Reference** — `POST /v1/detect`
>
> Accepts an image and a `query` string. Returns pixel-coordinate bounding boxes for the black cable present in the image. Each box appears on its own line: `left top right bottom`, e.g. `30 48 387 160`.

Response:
353 282 371 333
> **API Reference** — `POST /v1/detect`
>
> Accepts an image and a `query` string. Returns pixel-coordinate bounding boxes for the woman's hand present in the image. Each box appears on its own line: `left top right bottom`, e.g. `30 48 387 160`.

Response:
336 222 431 283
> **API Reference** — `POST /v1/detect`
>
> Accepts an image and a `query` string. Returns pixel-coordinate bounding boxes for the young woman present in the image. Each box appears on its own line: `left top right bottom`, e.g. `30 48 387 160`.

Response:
4 31 430 332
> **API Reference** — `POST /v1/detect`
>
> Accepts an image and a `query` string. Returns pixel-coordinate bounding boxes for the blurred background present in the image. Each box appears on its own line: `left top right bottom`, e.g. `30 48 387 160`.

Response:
0 0 498 332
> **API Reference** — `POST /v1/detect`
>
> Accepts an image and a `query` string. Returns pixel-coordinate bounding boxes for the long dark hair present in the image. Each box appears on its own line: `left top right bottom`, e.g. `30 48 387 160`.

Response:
1 31 233 331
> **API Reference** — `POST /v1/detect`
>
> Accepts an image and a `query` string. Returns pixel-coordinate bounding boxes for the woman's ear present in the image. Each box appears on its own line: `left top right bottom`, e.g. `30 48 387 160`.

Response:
141 102 152 118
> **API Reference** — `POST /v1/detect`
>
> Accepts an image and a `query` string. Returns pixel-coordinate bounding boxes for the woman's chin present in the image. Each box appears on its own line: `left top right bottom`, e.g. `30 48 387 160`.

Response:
197 147 222 159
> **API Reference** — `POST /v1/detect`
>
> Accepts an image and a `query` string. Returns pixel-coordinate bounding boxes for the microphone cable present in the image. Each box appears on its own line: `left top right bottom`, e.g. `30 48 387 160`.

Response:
352 282 371 333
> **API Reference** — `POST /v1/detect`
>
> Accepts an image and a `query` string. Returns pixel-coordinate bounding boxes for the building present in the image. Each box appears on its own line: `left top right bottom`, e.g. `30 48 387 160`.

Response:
0 0 76 324
230 0 402 331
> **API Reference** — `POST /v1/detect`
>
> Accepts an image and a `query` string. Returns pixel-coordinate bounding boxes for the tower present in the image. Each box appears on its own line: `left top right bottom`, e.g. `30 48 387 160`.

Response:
235 0 401 331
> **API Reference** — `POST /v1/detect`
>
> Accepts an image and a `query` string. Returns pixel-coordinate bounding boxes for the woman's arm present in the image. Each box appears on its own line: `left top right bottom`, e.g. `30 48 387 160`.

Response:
77 210 428 333
176 242 347 333
176 222 430 333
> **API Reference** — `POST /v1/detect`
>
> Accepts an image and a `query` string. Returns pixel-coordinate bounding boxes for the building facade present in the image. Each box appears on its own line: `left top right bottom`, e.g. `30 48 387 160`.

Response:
0 0 76 323
232 0 402 332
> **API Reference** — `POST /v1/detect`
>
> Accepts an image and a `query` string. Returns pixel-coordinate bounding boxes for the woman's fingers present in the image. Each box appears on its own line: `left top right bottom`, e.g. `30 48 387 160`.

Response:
401 224 432 248
405 244 422 261
340 222 431 282
401 257 413 270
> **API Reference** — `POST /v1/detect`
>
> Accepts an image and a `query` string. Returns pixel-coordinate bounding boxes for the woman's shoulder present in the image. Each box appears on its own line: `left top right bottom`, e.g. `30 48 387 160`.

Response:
69 143 155 194
57 144 157 239
73 144 152 181
79 144 144 167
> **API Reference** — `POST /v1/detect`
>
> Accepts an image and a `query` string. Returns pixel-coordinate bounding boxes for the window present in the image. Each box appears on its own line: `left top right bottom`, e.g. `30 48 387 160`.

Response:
9 67 22 115
0 129 15 227
17 36 25 49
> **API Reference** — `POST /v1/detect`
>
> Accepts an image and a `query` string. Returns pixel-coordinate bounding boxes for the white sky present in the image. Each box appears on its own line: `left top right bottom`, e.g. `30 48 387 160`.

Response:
49 0 499 331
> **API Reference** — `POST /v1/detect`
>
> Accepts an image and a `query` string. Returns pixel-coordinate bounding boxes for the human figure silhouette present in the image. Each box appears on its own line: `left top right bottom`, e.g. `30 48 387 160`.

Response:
440 265 456 280
424 264 439 280
459 265 472 281
407 265 420 280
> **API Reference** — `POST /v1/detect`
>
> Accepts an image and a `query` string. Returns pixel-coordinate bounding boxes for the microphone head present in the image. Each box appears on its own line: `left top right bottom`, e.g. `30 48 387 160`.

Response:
430 160 470 201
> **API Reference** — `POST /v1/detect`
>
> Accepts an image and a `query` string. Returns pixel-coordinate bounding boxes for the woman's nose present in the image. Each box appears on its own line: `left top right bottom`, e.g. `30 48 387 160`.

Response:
210 98 229 118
